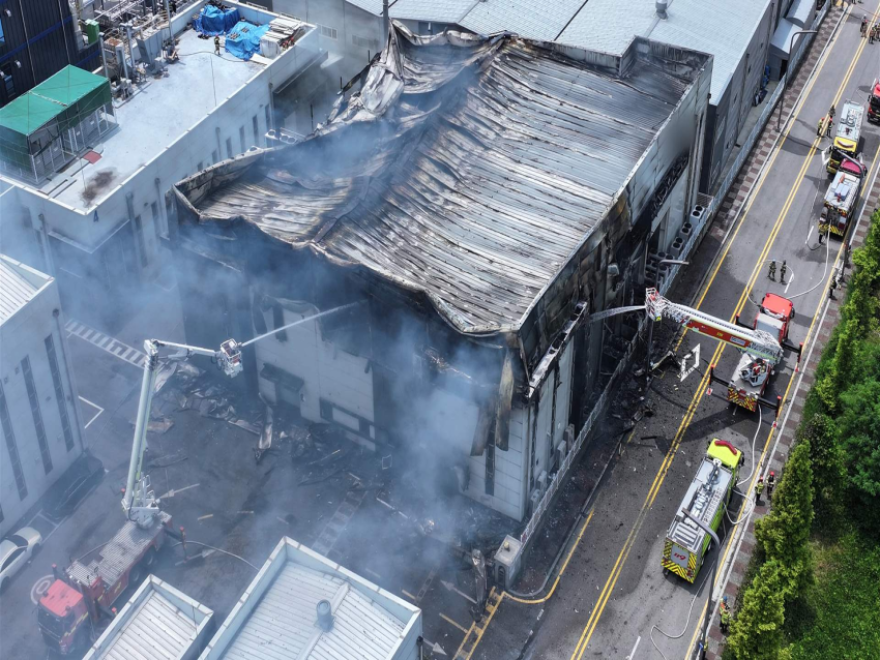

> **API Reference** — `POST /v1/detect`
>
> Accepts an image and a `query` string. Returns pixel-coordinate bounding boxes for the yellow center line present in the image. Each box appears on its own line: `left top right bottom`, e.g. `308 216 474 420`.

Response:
681 131 880 659
570 4 876 658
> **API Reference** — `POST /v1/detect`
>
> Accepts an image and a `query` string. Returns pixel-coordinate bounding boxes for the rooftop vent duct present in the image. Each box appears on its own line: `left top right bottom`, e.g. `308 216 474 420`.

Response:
316 599 334 632
656 0 668 18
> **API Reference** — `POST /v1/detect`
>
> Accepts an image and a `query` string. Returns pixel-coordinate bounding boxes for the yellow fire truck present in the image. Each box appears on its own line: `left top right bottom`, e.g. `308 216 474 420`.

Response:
827 101 864 174
661 439 743 583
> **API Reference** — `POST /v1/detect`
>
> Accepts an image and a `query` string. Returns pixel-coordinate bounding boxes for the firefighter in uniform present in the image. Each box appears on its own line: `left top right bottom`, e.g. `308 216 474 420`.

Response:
755 476 765 503
862 16 869 38
780 260 788 284
720 597 732 634
768 260 777 280
767 471 776 497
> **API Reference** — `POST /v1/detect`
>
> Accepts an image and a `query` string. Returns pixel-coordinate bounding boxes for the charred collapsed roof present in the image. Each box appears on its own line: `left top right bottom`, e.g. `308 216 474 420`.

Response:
174 24 710 371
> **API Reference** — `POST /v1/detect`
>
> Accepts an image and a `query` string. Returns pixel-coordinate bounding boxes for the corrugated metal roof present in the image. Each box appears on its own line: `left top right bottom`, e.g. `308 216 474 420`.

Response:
389 0 481 23
84 575 213 660
0 255 49 324
97 590 200 660
183 28 694 333
559 0 771 100
459 0 587 41
218 562 410 659
346 0 397 16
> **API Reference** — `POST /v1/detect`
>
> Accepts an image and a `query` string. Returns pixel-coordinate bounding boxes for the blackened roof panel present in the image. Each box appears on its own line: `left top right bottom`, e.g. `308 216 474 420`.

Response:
185 28 696 333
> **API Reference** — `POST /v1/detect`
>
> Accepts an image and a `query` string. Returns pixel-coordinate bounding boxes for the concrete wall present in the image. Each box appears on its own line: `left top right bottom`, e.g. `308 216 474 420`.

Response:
274 0 384 78
0 261 83 536
254 304 376 443
701 2 774 191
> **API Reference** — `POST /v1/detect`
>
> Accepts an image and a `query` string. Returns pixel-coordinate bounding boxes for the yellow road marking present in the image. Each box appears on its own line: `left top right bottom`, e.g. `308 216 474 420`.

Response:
682 134 880 658
464 589 502 660
441 612 470 634
402 589 417 601
506 509 595 604
571 5 875 658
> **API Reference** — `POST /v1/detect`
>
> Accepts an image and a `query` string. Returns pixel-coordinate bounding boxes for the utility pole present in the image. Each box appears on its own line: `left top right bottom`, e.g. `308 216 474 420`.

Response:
682 509 721 660
383 0 390 40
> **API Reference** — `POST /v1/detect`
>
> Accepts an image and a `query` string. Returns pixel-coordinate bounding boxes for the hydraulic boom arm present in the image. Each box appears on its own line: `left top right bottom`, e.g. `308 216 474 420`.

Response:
122 338 243 528
645 288 783 362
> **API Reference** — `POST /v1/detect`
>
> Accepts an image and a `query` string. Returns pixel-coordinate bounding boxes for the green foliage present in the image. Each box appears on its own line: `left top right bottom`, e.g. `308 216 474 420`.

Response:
754 439 814 598
804 211 880 509
796 413 844 522
786 533 880 660
727 560 787 660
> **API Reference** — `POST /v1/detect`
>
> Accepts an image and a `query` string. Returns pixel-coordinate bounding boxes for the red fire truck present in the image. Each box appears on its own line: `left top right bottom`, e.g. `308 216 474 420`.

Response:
37 514 173 654
37 337 244 654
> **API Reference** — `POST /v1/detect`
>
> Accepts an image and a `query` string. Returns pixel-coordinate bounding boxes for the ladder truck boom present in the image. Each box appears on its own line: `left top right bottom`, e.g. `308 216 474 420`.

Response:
645 288 783 362
123 338 243 528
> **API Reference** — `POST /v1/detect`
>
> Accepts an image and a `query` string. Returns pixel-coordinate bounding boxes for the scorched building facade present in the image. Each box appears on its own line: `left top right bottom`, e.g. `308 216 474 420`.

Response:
172 26 712 523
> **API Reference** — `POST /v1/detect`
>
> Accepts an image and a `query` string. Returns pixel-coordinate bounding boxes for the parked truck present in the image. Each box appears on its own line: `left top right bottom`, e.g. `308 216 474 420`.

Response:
661 439 744 583
819 155 865 241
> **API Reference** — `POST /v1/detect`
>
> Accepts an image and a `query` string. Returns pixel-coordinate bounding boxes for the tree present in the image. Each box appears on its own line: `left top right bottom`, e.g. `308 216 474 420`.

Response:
754 439 814 598
728 560 787 660
836 343 880 499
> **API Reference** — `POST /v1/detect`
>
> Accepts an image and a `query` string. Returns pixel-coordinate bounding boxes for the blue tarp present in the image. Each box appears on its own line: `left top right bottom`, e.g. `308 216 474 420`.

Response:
225 21 270 61
194 6 241 36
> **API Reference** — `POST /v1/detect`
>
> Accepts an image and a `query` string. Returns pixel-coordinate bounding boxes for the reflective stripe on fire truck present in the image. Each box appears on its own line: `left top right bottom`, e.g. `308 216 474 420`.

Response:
662 539 698 582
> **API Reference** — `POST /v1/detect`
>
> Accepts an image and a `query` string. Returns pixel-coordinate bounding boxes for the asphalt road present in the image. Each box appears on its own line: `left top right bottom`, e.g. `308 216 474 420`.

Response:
0 291 483 659
467 5 880 660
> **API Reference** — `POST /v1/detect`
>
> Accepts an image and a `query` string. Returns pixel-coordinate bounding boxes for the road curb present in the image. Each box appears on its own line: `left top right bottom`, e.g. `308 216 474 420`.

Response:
701 67 880 660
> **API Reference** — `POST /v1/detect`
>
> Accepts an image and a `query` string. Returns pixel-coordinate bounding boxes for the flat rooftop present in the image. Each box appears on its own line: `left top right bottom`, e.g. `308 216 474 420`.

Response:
199 537 421 660
0 254 51 324
177 26 706 333
558 0 771 101
38 27 263 211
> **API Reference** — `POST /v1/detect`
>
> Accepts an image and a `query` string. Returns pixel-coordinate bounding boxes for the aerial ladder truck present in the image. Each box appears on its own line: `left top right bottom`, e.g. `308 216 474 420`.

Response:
37 338 244 655
645 288 800 415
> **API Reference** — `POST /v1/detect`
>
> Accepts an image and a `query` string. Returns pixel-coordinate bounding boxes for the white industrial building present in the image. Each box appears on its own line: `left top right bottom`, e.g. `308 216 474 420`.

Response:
0 0 323 322
199 537 422 660
323 0 815 193
83 575 214 660
173 27 711 524
0 255 84 537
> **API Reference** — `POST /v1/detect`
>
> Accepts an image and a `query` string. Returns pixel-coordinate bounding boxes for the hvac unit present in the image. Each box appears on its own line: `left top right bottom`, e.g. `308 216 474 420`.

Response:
690 204 706 228
537 470 548 492
529 489 542 516
494 536 525 589
564 424 575 451
555 441 567 471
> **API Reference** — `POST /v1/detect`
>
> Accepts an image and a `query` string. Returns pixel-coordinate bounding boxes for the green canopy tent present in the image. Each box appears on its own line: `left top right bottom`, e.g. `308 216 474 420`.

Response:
0 66 113 182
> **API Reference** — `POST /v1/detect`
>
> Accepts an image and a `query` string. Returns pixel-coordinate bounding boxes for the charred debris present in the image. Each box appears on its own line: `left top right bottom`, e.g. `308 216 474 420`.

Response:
168 23 711 564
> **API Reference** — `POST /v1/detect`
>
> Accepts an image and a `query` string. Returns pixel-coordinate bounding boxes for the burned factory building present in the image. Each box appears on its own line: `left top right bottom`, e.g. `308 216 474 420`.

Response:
171 26 711 525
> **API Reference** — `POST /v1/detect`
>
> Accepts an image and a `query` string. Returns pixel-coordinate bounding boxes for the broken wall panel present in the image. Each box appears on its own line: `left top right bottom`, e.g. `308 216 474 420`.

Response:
172 25 712 524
